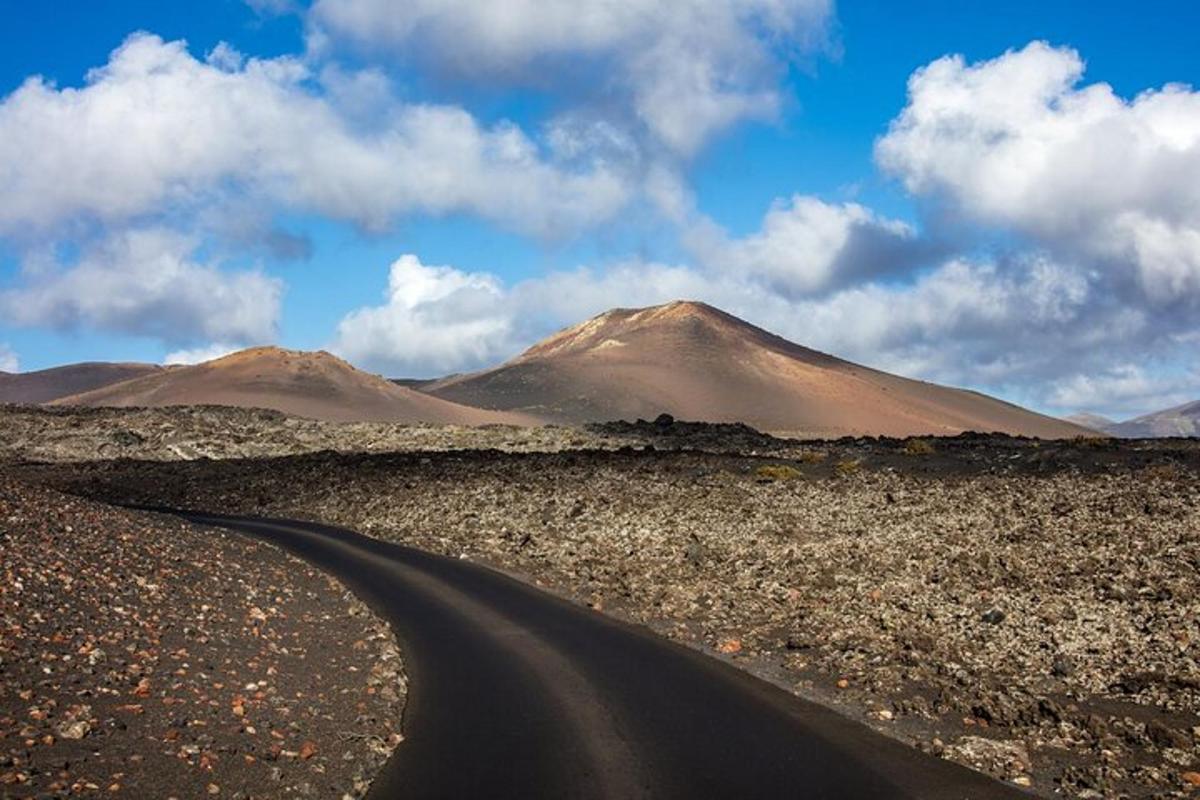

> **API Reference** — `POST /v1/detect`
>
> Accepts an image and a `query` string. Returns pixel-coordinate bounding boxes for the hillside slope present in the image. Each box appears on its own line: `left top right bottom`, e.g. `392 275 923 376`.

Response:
0 362 164 404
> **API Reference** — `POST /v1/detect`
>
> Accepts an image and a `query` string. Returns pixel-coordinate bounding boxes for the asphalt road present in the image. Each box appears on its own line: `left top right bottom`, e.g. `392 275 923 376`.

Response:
183 511 1029 800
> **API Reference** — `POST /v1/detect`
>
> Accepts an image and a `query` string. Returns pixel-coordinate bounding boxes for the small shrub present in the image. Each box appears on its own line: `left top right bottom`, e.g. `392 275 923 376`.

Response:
796 450 828 464
1072 435 1114 448
833 458 862 476
755 464 803 482
903 438 935 455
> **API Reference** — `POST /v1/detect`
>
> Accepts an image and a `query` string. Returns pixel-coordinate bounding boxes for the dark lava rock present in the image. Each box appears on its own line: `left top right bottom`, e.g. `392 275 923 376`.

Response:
112 429 146 447
981 609 1006 625
588 417 787 453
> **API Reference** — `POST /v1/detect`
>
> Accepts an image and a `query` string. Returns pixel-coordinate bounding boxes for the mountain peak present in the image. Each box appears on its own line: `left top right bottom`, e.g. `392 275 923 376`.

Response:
646 299 718 316
205 346 344 368
516 300 749 362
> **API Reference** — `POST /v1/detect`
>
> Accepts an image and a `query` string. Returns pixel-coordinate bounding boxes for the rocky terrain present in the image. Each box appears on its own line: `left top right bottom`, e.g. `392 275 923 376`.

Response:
4 407 1199 797
0 405 612 462
0 478 405 798
1 403 1167 466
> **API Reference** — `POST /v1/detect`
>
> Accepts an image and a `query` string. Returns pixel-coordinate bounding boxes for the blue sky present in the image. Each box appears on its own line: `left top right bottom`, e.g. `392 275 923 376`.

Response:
1 0 1199 419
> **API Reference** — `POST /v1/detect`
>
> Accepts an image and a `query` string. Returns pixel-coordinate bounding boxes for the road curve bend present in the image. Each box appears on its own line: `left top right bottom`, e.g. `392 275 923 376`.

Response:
181 511 1028 800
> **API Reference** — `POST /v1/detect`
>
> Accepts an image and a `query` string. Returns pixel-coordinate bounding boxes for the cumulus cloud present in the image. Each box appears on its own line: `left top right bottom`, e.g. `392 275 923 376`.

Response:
0 229 282 346
684 195 928 296
0 344 18 373
332 254 520 374
1046 365 1200 417
308 0 834 156
775 257 1095 382
877 40 1200 305
0 33 630 240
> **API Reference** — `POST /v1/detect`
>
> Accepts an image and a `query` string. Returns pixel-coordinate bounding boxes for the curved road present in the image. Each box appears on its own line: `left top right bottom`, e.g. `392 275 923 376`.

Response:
182 511 1028 800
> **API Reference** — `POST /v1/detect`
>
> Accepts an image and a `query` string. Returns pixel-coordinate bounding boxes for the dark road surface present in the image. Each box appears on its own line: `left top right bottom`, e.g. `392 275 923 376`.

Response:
182 511 1029 800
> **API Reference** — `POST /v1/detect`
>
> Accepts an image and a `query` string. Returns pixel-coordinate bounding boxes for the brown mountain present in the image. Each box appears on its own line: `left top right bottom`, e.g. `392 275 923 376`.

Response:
1106 400 1200 438
54 347 537 426
425 301 1091 438
0 362 165 405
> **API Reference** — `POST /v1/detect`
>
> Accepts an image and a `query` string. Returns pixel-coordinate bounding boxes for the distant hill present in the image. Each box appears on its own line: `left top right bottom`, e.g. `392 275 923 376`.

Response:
1064 412 1117 433
1106 400 1200 438
390 377 446 391
425 300 1091 438
0 362 165 405
53 347 538 426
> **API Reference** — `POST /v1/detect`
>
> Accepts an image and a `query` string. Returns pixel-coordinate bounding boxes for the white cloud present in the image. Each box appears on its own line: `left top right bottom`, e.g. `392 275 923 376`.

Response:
876 40 1200 305
0 344 18 373
164 343 243 365
684 195 925 296
332 254 519 374
772 257 1097 383
0 229 282 346
1046 365 1199 417
308 0 834 156
0 33 630 240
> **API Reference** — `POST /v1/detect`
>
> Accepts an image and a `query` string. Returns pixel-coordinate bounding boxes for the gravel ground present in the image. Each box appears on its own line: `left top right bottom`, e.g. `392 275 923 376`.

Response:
23 437 1200 800
0 477 405 799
